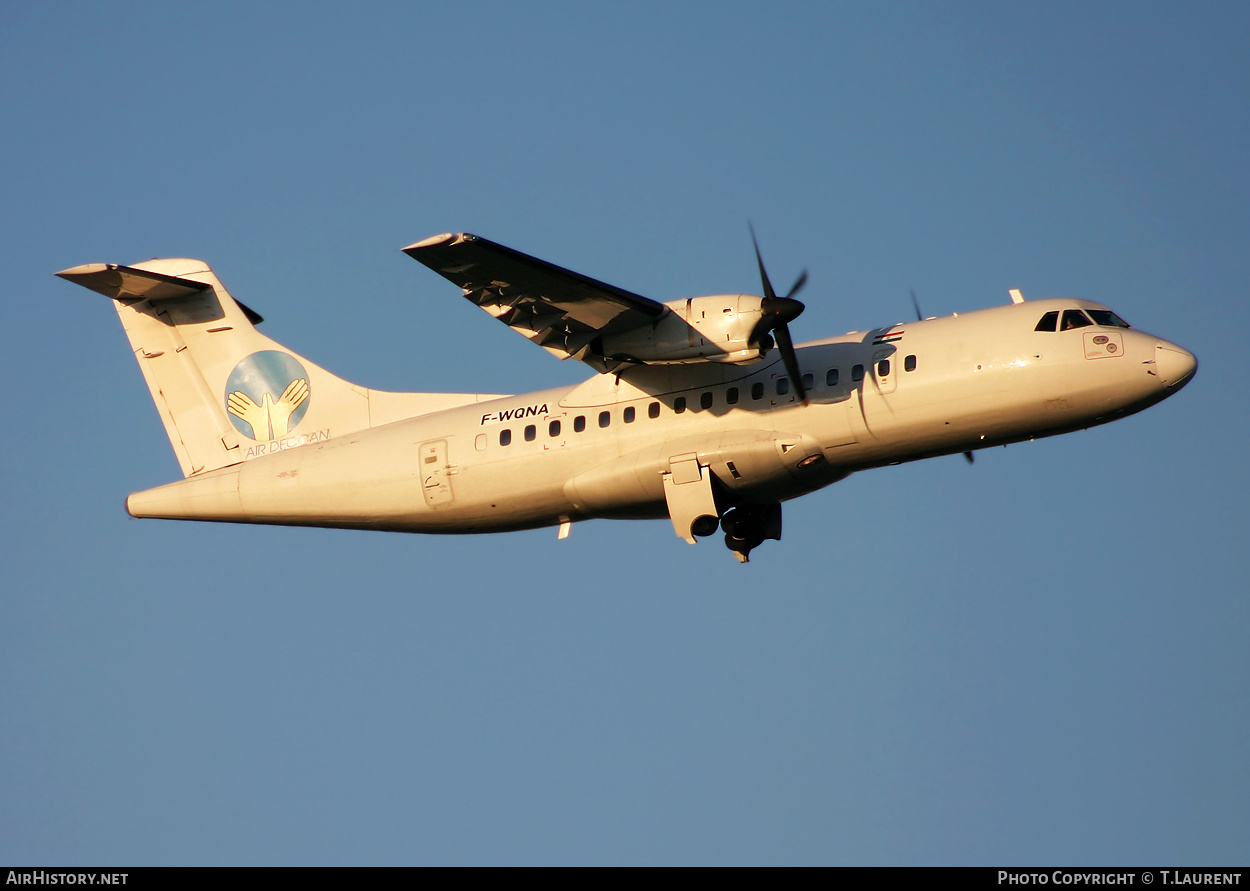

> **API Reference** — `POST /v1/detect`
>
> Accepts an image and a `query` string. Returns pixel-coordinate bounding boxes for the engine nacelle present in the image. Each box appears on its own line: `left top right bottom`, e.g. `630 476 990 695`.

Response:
599 294 770 365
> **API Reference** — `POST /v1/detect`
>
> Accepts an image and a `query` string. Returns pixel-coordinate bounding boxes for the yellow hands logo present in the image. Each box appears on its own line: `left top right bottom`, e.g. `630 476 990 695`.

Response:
224 352 313 441
227 379 309 440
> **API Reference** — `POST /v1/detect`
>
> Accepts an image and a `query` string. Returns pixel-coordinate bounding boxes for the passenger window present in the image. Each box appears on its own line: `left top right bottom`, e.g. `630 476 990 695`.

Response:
852 364 864 381
776 378 790 396
598 411 611 428
904 355 917 372
674 396 687 414
826 368 839 386
524 424 536 442
877 359 890 377
574 415 586 433
700 391 713 410
751 382 764 400
648 401 660 419
726 387 739 405
624 406 636 423
1062 309 1093 330
499 429 512 446
548 420 561 437
802 372 814 390
1035 311 1059 332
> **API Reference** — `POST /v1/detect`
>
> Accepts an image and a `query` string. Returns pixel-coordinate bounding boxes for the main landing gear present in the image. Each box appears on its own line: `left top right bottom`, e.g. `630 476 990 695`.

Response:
675 499 780 562
661 457 782 562
677 502 783 563
719 503 783 563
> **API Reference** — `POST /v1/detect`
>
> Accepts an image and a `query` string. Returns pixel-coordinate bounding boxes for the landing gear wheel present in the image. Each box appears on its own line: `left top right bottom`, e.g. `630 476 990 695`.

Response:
691 514 721 538
724 532 755 563
720 503 782 564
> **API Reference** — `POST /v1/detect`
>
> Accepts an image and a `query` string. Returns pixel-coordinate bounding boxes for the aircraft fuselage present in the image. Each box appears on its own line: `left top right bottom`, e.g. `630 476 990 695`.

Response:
124 296 1196 546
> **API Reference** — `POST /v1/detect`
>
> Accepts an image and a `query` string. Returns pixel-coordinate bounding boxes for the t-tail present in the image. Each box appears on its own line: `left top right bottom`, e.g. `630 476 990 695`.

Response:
57 259 497 476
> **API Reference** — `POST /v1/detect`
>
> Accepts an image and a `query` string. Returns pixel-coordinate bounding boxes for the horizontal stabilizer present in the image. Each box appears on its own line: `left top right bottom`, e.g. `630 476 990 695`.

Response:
55 262 212 302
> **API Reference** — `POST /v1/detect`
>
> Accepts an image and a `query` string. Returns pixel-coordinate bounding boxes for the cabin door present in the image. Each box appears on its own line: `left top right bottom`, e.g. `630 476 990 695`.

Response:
419 439 455 508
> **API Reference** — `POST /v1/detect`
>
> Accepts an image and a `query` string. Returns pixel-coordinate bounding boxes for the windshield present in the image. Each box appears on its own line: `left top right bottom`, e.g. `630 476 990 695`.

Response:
1062 309 1093 330
1087 309 1131 328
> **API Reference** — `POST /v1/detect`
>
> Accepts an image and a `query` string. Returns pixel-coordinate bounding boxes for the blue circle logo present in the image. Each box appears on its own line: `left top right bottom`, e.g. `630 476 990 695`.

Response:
224 351 311 441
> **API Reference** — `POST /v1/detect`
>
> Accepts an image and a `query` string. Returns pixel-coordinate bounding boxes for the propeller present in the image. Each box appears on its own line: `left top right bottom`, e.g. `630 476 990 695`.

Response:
749 224 809 404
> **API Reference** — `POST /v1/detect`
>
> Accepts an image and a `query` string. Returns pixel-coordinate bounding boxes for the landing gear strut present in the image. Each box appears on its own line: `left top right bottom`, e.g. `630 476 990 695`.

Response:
721 503 782 563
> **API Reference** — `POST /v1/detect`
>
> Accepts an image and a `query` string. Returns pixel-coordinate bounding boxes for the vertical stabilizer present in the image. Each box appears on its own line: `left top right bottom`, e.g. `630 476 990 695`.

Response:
57 259 499 477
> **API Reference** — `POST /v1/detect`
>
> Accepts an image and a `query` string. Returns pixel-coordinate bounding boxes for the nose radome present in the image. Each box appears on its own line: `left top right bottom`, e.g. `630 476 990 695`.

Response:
1156 342 1198 390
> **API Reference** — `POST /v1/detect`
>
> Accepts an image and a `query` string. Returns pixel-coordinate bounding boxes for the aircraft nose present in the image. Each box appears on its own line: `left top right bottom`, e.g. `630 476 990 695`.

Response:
1156 341 1198 391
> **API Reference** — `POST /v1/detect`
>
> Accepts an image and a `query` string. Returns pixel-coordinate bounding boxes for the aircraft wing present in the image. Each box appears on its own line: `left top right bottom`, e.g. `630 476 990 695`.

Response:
403 233 668 373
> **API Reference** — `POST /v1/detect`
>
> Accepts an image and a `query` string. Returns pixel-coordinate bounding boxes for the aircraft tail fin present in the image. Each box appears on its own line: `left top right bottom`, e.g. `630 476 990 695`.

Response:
58 259 496 477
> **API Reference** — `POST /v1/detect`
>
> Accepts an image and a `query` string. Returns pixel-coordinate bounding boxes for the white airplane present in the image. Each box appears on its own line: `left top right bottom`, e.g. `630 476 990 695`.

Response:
58 231 1197 562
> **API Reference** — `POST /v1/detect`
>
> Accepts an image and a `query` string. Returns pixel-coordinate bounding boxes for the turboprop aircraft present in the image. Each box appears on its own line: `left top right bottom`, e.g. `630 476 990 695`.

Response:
57 231 1197 562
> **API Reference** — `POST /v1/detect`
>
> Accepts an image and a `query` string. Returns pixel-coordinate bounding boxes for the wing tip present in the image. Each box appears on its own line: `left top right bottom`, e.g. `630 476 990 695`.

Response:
403 232 479 253
55 262 112 279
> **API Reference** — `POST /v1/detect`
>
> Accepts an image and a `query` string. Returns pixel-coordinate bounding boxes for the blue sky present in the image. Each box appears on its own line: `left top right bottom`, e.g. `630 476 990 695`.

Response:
2 1 1246 865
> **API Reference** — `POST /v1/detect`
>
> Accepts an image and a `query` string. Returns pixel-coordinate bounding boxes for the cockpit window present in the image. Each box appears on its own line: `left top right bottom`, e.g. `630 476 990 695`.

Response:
1087 309 1131 328
1035 311 1059 332
1061 309 1093 330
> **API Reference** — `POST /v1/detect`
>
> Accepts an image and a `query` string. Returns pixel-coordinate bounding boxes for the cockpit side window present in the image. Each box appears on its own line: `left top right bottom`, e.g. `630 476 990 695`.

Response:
1035 311 1059 332
1061 309 1093 330
1088 309 1131 328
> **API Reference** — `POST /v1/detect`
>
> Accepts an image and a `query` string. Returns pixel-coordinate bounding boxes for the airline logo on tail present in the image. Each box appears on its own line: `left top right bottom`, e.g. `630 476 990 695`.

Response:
225 351 311 441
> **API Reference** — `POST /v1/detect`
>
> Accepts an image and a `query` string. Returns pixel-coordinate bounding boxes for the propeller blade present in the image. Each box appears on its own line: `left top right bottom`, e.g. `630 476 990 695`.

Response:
910 288 923 322
774 323 808 405
786 270 808 301
964 451 975 465
749 223 778 301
